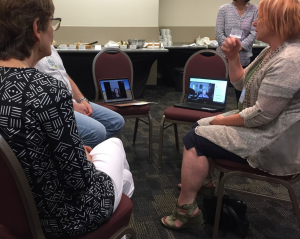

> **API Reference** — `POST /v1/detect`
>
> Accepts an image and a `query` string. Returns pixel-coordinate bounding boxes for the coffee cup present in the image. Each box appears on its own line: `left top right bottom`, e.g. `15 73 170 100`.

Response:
165 29 171 35
167 35 172 40
160 29 166 36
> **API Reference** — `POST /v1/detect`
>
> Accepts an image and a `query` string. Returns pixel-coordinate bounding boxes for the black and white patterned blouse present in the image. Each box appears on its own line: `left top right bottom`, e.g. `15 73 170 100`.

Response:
0 67 115 237
215 2 258 66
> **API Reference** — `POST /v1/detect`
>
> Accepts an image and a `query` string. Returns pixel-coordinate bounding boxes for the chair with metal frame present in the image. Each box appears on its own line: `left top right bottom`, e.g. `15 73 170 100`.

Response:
92 48 153 161
212 157 300 239
158 49 229 169
0 134 136 239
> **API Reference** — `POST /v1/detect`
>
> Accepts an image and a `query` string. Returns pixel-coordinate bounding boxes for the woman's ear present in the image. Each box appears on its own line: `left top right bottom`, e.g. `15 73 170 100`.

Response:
32 18 42 43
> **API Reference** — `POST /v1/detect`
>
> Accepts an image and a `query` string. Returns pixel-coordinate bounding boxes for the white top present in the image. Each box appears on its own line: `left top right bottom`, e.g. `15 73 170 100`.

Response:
35 45 73 95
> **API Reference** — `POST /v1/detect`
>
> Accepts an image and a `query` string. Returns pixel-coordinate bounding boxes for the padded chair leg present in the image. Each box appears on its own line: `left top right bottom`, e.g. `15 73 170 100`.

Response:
148 112 153 162
174 123 179 150
158 115 166 169
219 171 224 183
212 172 232 239
132 118 139 144
109 226 136 239
284 182 300 228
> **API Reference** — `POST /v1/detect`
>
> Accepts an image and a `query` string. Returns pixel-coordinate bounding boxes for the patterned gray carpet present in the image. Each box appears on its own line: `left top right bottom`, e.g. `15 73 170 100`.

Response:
116 82 300 239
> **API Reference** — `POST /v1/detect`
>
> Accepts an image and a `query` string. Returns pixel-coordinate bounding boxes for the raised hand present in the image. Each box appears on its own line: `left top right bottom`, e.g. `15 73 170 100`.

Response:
221 37 242 60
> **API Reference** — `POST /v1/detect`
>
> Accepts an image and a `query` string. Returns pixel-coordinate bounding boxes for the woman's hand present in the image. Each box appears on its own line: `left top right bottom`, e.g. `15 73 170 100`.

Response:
80 101 93 117
73 102 89 116
221 37 242 60
73 101 93 117
209 115 225 125
83 145 93 162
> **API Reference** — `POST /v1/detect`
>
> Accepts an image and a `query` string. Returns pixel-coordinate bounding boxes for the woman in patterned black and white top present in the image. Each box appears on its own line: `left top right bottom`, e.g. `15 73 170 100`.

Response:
0 0 133 237
216 0 258 102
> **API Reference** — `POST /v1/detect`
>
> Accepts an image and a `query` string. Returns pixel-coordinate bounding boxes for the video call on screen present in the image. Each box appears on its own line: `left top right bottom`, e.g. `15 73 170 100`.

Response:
104 81 127 100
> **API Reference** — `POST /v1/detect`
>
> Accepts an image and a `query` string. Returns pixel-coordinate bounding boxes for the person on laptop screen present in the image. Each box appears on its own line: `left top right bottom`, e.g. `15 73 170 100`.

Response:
113 88 121 99
197 89 209 99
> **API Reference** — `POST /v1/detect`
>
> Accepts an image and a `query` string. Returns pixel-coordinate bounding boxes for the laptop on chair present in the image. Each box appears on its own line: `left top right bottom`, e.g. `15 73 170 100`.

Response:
173 76 228 112
99 78 149 107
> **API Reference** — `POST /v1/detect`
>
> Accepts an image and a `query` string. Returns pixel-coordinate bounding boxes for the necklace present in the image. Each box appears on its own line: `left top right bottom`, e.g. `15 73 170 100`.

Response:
22 61 30 68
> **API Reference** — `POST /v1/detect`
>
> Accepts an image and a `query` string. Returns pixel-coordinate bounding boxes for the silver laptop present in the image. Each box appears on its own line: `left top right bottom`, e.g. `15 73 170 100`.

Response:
99 78 148 107
173 76 228 112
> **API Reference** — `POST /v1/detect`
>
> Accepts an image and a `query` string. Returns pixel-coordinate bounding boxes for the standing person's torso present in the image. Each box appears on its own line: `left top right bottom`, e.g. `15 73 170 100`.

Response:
216 2 258 66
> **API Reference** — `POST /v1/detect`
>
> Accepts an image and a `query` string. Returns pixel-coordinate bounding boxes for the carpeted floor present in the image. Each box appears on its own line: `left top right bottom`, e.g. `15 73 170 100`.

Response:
115 82 300 239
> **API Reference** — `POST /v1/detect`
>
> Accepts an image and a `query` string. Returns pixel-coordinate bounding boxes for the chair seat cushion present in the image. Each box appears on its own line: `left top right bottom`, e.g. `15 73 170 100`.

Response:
70 194 132 239
0 224 32 239
96 102 150 116
213 159 297 181
164 106 221 122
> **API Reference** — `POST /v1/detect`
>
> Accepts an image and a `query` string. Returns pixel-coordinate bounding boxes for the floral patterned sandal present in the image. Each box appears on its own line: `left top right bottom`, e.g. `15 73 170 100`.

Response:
177 178 215 197
161 200 205 230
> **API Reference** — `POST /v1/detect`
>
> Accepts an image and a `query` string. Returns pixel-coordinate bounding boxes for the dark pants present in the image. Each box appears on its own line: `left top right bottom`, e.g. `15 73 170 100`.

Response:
182 123 248 164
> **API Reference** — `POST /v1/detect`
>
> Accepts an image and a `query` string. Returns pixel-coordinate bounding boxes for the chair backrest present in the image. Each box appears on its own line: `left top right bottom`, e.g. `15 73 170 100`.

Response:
92 48 134 102
0 135 45 239
181 49 229 103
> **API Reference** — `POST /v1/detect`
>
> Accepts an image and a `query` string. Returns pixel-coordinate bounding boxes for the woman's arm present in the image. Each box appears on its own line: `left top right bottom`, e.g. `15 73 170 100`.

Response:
240 56 300 128
222 37 245 83
36 80 95 193
210 114 245 127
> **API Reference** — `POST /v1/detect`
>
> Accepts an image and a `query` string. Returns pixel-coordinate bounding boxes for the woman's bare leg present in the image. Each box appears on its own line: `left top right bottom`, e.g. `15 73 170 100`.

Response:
178 157 214 188
164 146 209 227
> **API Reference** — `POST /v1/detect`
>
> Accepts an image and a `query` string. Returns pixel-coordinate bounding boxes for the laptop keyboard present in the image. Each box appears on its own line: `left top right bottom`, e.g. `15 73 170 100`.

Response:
187 103 218 109
109 100 136 105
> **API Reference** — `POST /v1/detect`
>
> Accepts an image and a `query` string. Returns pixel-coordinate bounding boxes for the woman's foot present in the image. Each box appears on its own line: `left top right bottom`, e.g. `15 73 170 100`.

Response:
177 179 215 197
161 200 205 230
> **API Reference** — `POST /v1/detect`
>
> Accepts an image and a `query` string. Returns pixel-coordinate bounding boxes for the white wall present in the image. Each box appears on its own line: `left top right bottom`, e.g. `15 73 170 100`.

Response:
53 0 159 27
159 0 261 27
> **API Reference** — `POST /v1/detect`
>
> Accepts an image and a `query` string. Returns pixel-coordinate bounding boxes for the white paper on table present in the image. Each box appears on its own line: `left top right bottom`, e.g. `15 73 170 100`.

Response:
182 43 197 47
95 45 102 50
210 40 218 46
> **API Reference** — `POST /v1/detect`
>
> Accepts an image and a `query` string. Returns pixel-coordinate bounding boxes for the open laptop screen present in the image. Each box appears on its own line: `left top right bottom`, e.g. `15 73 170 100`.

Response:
99 78 133 103
188 77 228 105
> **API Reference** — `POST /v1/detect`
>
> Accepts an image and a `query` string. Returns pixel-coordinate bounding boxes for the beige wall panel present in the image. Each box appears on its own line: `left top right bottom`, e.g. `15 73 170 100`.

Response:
159 0 261 27
159 26 216 43
53 27 159 45
53 0 159 27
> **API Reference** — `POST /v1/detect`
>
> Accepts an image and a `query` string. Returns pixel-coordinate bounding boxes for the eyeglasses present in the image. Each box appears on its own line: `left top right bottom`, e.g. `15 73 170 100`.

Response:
49 18 62 31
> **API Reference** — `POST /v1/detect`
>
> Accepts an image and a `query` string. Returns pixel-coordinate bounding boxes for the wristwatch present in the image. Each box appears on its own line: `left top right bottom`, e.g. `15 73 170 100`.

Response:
78 97 90 104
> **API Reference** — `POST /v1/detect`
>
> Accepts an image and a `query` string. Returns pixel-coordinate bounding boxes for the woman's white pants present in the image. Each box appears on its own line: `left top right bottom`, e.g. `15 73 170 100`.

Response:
89 138 134 212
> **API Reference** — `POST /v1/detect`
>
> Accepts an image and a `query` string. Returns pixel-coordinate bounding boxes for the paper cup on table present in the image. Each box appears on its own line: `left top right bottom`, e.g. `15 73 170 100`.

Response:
167 41 173 46
160 29 166 36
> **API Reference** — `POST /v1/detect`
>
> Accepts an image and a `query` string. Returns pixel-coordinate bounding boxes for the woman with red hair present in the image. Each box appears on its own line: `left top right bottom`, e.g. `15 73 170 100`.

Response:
161 0 300 231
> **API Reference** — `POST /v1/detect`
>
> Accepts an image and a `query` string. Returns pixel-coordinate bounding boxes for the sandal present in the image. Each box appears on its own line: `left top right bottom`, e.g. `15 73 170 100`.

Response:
161 200 205 230
177 179 215 197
